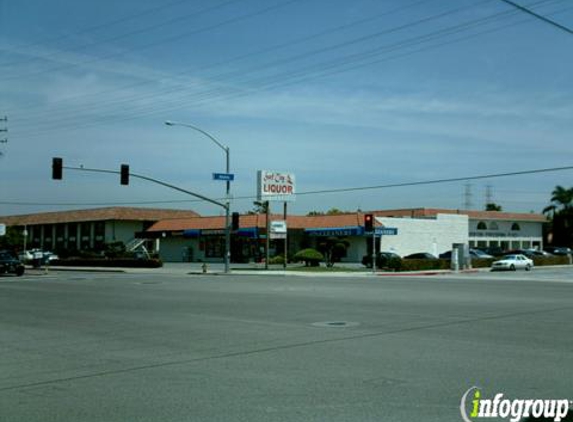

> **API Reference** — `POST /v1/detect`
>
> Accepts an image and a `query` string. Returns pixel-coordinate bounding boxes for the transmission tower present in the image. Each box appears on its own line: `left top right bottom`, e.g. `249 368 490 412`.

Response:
463 183 473 210
485 184 493 207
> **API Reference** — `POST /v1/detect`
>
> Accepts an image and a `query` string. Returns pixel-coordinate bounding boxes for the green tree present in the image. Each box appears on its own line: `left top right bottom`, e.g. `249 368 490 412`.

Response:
317 237 350 268
293 248 324 267
306 208 348 216
543 185 573 247
0 226 24 252
485 203 503 211
543 185 573 217
247 201 269 215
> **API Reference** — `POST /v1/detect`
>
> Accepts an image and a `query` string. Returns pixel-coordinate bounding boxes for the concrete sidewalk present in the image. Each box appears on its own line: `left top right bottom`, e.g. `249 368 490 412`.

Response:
25 262 489 278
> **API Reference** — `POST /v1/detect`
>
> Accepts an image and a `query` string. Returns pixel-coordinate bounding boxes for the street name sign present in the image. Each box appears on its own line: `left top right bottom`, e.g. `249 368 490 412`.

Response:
375 228 398 236
212 173 235 181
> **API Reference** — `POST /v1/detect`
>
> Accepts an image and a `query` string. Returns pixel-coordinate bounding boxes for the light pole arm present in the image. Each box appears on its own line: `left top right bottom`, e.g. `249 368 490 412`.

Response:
165 121 229 155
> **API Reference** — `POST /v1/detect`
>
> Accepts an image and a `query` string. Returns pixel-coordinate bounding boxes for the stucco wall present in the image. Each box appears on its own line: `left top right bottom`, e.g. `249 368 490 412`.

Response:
375 214 469 257
105 221 145 244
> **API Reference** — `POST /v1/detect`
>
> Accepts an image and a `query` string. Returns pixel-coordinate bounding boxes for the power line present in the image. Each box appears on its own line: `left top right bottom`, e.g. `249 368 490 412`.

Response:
7 0 439 118
2 165 572 207
15 0 489 125
0 0 305 83
7 0 562 132
498 0 573 34
14 0 565 138
0 0 200 67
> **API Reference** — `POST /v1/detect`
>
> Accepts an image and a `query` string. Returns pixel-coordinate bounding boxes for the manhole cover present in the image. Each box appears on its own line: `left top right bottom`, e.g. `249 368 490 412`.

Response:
311 321 360 328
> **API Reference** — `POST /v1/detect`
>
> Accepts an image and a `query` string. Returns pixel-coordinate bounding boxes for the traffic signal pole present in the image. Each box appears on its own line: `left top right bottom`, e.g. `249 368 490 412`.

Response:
53 162 231 272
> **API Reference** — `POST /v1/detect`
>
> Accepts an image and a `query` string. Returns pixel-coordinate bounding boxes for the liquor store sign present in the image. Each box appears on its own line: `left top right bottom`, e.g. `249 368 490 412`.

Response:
257 170 296 202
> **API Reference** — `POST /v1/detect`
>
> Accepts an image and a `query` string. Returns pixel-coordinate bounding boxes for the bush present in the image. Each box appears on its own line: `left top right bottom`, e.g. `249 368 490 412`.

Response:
532 255 571 267
471 259 495 269
293 248 324 267
398 259 451 272
268 255 286 265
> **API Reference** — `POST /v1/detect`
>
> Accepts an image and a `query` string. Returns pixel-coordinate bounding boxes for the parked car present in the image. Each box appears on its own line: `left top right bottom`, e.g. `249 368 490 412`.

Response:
470 249 494 259
491 254 534 271
404 253 438 260
439 249 493 259
505 249 552 258
543 246 572 256
21 249 60 267
0 250 25 276
362 252 401 268
18 250 34 262
480 246 504 257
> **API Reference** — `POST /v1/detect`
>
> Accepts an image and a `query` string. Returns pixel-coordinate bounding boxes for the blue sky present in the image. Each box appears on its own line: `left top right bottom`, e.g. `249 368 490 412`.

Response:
1 0 572 217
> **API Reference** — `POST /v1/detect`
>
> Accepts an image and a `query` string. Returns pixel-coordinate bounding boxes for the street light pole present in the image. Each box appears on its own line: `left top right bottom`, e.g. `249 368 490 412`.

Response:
165 120 231 273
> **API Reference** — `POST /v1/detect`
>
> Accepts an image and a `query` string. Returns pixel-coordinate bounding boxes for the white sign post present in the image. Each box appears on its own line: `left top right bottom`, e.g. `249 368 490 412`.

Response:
257 171 295 269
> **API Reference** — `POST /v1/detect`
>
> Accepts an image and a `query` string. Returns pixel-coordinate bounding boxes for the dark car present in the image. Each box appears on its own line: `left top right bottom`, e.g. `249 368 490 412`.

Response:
0 251 25 276
543 246 572 256
362 252 401 268
505 249 552 258
439 249 494 259
479 246 504 257
404 252 438 260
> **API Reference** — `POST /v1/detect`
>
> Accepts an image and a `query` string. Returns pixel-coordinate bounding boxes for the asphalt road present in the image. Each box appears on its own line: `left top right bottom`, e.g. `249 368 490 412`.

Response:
1 268 572 422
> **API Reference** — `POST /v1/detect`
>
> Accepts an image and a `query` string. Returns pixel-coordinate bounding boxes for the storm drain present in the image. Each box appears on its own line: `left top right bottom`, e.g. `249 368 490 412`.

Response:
311 321 360 328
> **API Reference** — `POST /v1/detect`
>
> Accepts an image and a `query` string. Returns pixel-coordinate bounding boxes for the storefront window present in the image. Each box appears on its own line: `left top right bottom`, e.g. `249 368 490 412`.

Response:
68 223 78 249
80 222 91 250
205 237 224 258
94 222 106 250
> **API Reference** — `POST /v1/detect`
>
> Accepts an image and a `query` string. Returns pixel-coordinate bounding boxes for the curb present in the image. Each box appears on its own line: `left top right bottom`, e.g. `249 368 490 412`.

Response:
27 266 126 273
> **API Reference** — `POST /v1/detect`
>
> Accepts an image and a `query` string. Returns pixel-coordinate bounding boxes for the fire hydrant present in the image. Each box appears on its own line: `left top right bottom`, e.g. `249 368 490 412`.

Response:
202 262 208 274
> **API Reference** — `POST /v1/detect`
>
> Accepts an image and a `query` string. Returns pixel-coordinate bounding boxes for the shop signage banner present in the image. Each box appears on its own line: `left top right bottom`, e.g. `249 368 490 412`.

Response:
257 170 296 202
270 220 287 239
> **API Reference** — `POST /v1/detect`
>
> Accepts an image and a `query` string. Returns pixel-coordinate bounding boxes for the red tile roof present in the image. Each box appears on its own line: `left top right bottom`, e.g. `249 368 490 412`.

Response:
148 212 377 233
0 207 200 226
369 208 547 222
146 208 546 233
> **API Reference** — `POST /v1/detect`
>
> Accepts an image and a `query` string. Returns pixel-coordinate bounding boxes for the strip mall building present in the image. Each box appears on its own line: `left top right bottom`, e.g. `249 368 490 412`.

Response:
1 207 545 262
144 208 546 263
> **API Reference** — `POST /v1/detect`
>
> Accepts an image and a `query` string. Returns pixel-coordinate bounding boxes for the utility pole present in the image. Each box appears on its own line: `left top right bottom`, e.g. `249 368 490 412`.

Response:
0 116 7 156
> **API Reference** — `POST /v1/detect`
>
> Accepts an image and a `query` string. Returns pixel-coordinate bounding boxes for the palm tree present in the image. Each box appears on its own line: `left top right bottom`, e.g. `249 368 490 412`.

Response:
543 186 573 217
543 185 573 247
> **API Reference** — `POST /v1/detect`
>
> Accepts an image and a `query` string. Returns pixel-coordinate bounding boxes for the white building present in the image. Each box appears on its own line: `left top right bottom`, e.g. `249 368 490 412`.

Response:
375 213 469 257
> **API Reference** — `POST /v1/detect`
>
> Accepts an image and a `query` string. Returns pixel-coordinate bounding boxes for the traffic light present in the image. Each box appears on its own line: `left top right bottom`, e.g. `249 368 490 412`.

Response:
232 212 240 231
364 213 374 233
120 164 129 185
52 157 63 180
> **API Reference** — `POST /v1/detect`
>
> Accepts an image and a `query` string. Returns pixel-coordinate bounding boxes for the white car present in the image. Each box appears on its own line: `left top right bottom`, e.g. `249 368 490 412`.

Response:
491 254 534 271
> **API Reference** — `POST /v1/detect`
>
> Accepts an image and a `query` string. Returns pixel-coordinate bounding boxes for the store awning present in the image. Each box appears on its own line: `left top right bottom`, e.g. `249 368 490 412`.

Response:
182 229 201 238
305 226 364 237
237 227 258 238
